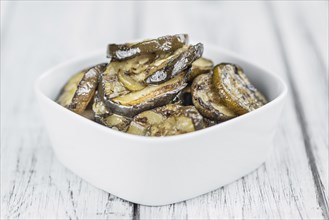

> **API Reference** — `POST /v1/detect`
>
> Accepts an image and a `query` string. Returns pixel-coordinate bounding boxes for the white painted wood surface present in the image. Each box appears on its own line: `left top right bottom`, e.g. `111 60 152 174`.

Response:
1 1 328 219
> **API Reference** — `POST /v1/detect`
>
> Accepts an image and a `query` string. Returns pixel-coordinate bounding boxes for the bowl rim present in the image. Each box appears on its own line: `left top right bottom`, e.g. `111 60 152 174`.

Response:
34 44 288 143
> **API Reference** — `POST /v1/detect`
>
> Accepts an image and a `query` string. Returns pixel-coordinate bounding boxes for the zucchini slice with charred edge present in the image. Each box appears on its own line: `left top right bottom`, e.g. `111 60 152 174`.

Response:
107 34 189 60
57 71 85 107
145 43 204 84
188 57 214 82
92 94 131 131
98 54 158 99
99 71 188 117
213 63 267 115
192 74 236 121
57 63 106 114
92 93 111 120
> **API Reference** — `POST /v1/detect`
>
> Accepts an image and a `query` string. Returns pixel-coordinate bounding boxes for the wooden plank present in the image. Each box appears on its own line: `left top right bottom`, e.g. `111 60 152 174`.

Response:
269 1 329 218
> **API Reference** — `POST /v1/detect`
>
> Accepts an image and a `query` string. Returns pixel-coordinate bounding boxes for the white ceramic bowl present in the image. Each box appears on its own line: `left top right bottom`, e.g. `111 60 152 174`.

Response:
35 44 287 206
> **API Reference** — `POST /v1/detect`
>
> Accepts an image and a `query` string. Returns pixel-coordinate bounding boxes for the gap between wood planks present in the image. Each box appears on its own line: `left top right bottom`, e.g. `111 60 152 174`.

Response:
131 3 142 220
132 203 140 220
266 2 329 219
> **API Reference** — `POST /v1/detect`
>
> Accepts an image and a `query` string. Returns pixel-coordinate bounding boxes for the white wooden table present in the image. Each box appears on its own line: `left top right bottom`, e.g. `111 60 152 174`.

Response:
1 1 328 219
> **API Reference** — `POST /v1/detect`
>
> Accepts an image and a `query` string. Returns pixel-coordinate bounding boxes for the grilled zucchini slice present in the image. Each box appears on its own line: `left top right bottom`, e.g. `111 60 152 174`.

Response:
107 34 189 60
100 71 188 117
192 74 236 121
127 104 204 136
92 93 111 120
99 114 131 132
92 94 131 131
203 118 217 128
98 53 158 98
57 63 106 114
213 63 267 115
145 43 203 84
188 57 213 82
57 71 85 107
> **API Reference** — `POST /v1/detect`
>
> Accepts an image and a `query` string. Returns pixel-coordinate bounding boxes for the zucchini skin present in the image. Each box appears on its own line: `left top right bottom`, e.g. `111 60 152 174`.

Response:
213 63 267 115
92 93 111 120
57 63 107 114
92 93 131 131
192 74 236 121
145 43 204 84
107 34 189 60
99 71 188 117
68 63 107 114
57 71 85 107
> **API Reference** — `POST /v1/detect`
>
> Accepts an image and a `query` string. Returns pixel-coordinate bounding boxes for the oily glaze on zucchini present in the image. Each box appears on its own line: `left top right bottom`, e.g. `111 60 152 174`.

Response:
107 34 189 60
192 74 236 121
57 63 106 114
188 57 213 82
99 71 188 117
145 43 204 84
127 104 204 136
213 63 267 115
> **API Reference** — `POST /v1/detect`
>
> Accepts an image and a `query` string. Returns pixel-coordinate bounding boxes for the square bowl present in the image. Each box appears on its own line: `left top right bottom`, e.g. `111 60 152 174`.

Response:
35 44 287 206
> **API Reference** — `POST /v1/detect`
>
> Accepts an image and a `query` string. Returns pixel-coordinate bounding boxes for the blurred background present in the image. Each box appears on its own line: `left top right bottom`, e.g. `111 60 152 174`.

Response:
1 1 328 219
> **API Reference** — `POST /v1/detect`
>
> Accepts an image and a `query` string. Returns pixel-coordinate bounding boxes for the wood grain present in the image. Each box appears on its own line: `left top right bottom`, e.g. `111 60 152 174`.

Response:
268 2 328 218
1 1 328 219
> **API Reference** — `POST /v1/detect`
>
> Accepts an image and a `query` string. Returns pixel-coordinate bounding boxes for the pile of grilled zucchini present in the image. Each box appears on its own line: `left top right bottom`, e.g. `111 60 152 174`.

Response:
57 34 267 137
